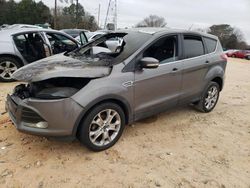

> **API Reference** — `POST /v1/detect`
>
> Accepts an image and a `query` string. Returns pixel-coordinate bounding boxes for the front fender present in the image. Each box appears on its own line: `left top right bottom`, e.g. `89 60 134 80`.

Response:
71 71 134 136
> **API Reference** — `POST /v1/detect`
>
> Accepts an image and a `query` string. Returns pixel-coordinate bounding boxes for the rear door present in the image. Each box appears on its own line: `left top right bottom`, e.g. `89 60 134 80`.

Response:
13 32 47 63
179 34 209 103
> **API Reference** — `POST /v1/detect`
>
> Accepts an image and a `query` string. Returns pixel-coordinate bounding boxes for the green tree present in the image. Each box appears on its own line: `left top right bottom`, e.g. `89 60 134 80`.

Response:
35 1 52 24
16 0 51 24
80 13 99 31
0 0 51 26
0 0 98 31
0 0 18 25
56 3 98 31
63 3 85 28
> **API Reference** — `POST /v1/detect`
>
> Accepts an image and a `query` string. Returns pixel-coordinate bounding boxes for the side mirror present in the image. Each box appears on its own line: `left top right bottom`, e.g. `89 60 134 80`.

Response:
80 31 88 46
139 57 160 69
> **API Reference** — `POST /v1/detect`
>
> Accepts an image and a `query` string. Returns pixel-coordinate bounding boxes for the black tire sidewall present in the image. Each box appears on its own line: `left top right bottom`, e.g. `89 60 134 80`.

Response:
201 82 220 113
0 57 22 82
78 102 126 151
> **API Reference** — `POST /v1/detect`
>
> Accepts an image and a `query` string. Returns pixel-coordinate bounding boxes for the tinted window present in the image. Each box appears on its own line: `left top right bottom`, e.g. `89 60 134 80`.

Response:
204 37 217 53
143 35 178 64
183 36 204 58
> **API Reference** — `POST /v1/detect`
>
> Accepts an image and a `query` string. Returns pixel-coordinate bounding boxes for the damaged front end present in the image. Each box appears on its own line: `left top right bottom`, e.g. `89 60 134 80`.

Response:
5 77 92 137
6 55 112 137
5 32 129 137
13 77 92 100
6 69 104 137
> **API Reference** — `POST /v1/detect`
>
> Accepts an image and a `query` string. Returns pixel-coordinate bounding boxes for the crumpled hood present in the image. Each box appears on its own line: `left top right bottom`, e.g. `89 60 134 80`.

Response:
12 53 112 82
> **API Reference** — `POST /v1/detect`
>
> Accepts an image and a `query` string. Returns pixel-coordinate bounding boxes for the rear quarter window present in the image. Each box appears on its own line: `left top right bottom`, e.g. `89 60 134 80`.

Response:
204 37 217 53
183 35 205 58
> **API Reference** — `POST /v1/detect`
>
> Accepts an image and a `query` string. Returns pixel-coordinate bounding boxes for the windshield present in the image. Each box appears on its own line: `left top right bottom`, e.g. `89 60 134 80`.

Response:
85 32 96 39
68 31 152 66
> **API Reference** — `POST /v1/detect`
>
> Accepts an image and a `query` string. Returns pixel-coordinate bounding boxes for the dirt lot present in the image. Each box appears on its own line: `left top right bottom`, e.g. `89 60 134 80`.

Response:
0 58 249 188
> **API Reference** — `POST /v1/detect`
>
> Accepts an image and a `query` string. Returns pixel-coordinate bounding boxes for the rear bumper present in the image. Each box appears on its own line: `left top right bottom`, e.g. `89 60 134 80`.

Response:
5 94 84 137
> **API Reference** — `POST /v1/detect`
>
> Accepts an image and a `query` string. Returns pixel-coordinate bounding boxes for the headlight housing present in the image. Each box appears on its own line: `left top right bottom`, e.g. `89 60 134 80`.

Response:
35 87 78 99
13 77 92 100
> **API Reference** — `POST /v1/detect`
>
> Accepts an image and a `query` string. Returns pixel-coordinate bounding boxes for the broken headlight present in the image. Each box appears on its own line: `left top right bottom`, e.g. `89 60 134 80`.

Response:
35 87 78 99
13 78 91 100
13 84 31 99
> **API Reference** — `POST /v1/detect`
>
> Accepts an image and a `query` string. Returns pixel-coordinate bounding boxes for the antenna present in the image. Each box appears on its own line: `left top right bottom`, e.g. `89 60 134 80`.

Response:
98 3 101 28
104 0 117 30
188 24 194 31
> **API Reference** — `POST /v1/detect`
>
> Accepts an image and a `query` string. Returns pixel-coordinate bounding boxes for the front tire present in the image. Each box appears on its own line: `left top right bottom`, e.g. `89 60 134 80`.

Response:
77 102 126 151
194 82 220 113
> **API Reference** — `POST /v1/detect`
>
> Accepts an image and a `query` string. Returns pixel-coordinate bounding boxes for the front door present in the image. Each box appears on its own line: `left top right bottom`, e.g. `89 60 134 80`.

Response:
134 35 183 120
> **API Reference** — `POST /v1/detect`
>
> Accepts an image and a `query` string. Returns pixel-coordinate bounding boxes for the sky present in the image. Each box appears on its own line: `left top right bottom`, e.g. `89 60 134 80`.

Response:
40 0 250 44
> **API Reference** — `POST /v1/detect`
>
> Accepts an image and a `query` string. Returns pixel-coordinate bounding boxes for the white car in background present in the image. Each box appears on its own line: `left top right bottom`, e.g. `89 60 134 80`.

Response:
0 28 88 81
2 24 43 30
76 31 123 53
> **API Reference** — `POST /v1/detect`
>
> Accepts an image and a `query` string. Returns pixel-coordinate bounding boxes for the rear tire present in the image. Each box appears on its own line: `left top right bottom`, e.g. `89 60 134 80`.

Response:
194 82 220 113
0 57 22 82
77 102 125 151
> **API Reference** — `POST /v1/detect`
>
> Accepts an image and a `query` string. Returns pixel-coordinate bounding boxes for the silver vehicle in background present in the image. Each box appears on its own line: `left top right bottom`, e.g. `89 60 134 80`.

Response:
0 28 88 82
76 31 123 52
60 29 89 38
6 28 227 151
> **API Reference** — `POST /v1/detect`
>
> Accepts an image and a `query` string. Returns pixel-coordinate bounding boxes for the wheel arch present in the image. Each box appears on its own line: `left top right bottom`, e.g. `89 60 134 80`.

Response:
0 54 24 67
211 76 223 91
73 95 132 137
204 65 225 91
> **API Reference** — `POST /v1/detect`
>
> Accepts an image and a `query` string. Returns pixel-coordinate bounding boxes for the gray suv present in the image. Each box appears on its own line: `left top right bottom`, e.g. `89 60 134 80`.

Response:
6 28 227 151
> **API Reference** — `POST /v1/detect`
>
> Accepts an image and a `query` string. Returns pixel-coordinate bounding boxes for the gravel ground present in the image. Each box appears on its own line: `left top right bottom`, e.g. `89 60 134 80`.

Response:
0 58 250 188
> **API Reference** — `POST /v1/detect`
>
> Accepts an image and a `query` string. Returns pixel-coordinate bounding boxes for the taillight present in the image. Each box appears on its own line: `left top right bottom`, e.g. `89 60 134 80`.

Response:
221 53 228 61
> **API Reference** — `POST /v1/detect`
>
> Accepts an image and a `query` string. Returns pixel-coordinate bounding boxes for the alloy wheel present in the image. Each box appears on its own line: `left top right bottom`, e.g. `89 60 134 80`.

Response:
204 86 219 110
0 61 18 80
89 109 121 147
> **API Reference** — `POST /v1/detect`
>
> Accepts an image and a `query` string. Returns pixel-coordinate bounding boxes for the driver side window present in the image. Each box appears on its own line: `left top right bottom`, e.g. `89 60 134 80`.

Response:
143 35 178 64
45 33 78 54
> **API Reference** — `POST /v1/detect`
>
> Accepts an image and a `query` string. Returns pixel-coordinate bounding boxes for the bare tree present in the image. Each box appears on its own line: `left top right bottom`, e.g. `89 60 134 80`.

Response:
136 15 167 28
208 24 247 49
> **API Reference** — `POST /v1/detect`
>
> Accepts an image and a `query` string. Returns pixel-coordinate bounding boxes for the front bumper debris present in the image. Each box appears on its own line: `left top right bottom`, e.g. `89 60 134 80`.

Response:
5 94 84 137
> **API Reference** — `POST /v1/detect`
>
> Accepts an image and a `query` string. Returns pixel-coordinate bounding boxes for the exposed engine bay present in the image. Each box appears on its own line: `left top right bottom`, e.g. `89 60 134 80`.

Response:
13 77 92 100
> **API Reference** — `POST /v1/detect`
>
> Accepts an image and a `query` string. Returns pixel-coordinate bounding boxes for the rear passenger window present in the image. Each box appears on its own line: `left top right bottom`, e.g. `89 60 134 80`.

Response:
204 37 217 53
183 36 204 58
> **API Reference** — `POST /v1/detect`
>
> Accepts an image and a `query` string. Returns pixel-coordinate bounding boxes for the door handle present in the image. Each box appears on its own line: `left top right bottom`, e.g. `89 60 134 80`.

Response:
205 60 210 64
172 68 178 72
